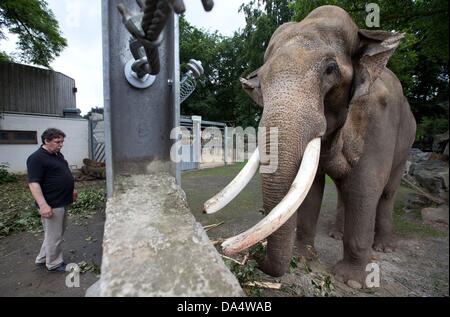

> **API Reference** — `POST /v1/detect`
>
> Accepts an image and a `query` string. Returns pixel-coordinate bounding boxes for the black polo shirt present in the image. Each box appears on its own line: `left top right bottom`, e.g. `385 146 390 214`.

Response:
27 147 75 208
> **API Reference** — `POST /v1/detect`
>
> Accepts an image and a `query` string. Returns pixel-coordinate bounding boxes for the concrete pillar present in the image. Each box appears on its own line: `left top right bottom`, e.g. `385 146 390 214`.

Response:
102 0 180 197
191 115 202 166
96 1 244 297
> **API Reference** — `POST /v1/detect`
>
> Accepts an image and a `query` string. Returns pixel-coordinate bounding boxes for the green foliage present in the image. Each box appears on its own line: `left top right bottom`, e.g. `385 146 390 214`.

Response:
0 175 106 238
0 51 11 62
416 116 449 142
77 260 101 275
222 242 266 296
0 205 41 237
0 163 17 184
311 274 335 297
0 0 67 67
224 242 265 284
69 186 106 218
225 258 260 284
0 175 40 237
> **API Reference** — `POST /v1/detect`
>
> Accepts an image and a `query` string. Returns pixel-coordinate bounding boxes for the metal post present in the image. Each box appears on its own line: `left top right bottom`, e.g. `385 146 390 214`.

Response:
102 0 180 197
191 115 201 168
88 116 93 160
224 126 228 166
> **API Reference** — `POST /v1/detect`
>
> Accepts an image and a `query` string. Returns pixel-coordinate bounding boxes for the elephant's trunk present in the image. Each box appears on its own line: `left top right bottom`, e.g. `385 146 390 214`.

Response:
219 104 325 255
259 113 320 211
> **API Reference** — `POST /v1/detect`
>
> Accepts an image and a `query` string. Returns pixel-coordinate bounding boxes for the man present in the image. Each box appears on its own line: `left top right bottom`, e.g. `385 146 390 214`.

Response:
27 128 77 272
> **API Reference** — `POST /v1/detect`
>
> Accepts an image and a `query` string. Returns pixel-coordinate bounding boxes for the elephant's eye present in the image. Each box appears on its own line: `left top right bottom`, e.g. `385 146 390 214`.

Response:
325 62 338 75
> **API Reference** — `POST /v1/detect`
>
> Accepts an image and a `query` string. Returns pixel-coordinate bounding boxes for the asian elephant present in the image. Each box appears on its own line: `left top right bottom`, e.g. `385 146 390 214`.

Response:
203 5 416 288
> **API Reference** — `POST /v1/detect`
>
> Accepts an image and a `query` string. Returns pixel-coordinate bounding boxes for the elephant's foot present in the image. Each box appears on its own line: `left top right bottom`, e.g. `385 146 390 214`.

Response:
296 241 318 261
373 233 397 253
257 257 289 277
328 225 343 240
332 260 368 289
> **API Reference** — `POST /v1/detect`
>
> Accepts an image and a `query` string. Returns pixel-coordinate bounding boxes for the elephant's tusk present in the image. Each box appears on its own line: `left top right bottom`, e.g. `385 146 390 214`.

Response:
221 138 321 255
203 149 260 214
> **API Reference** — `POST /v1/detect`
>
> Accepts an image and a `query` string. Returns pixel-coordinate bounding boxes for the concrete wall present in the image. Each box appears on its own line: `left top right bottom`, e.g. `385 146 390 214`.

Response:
0 113 89 172
97 173 244 297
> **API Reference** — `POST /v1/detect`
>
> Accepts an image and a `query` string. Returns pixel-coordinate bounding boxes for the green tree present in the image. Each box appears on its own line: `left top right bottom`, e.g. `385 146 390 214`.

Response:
232 0 294 128
179 16 223 120
0 0 67 67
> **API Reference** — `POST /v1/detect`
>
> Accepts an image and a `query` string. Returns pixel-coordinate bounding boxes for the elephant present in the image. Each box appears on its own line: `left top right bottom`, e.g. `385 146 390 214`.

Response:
203 5 416 288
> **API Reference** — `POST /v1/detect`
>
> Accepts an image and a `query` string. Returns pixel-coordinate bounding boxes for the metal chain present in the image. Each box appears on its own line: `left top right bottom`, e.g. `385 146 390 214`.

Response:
140 0 213 75
118 0 214 76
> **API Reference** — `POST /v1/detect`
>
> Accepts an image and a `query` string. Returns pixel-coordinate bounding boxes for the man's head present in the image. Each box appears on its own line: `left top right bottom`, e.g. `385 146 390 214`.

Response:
41 128 66 153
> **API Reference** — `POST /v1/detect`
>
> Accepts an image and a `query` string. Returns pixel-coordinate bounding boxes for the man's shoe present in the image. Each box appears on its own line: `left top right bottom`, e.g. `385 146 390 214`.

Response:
35 262 46 267
47 263 66 272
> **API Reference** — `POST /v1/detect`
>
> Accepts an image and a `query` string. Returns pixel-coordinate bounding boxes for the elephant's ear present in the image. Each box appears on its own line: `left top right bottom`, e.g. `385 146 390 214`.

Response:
240 68 264 107
351 30 404 99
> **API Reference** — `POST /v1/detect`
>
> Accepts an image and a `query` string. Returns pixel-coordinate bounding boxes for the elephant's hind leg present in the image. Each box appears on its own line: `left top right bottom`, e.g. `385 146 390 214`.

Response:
373 162 405 253
328 184 345 240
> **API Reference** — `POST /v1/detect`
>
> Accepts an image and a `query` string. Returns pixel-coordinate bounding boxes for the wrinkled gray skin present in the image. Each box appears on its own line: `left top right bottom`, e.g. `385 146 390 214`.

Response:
242 5 416 287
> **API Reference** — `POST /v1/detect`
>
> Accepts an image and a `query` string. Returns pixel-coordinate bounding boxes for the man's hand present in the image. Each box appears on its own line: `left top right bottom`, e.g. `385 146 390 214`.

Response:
73 190 78 202
28 183 53 218
39 203 53 218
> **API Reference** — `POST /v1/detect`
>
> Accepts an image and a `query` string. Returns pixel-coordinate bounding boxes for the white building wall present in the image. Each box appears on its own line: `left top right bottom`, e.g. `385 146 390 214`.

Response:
0 113 89 173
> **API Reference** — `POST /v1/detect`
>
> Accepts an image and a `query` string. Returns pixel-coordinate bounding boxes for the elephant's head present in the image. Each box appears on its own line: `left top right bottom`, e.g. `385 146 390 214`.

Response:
204 5 403 274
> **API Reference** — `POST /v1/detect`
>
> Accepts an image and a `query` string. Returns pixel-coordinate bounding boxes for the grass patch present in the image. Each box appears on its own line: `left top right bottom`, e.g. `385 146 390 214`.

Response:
393 199 447 238
0 175 106 238
393 209 447 238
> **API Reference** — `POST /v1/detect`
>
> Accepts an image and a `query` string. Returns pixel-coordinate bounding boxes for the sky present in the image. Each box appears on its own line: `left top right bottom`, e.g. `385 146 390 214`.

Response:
1 0 252 115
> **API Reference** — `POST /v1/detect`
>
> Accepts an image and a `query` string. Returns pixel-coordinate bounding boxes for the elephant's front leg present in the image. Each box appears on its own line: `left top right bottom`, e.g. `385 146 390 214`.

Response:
332 182 381 288
296 173 325 260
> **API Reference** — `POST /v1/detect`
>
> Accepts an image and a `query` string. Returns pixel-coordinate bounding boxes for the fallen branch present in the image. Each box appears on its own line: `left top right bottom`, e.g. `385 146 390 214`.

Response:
244 281 282 289
221 255 244 266
401 176 446 205
241 254 249 266
204 221 225 232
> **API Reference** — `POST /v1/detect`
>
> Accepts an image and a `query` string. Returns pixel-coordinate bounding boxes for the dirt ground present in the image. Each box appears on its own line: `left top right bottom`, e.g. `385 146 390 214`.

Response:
183 165 449 297
0 163 448 297
0 209 104 297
